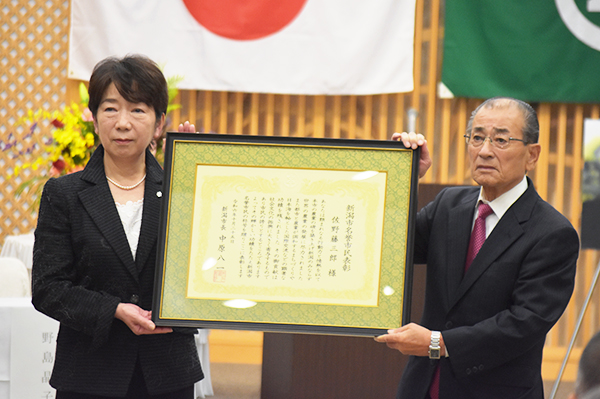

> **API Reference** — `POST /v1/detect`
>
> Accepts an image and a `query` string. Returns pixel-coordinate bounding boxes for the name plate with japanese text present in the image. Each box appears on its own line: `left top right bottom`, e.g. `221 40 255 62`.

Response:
153 133 419 336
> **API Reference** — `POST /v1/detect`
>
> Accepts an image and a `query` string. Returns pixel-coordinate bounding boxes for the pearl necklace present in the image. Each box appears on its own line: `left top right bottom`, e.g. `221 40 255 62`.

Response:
106 174 146 190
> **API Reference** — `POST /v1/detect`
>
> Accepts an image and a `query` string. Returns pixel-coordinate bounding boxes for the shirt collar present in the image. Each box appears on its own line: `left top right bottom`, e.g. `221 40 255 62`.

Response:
477 176 528 220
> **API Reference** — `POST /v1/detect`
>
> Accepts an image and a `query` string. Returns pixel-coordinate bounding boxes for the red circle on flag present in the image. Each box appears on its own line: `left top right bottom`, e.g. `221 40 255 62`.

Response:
182 0 308 40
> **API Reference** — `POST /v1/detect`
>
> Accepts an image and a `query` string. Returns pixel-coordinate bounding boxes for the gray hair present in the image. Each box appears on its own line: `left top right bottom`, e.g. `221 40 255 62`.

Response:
466 97 539 144
575 331 600 397
581 386 600 399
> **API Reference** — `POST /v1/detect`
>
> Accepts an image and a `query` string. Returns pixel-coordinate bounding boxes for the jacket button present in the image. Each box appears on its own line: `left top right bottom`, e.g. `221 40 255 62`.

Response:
445 321 453 329
472 366 479 374
465 368 471 375
130 294 140 304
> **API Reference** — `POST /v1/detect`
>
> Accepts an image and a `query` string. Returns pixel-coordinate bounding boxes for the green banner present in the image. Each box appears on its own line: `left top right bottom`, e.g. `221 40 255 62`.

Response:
442 0 600 104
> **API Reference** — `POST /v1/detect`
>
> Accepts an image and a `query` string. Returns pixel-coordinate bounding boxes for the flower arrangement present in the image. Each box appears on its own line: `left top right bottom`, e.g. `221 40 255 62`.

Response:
2 75 182 211
18 83 96 176
0 83 97 208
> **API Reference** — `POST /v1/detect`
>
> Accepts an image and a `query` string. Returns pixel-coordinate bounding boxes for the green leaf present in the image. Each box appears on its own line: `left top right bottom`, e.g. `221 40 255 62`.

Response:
79 82 89 105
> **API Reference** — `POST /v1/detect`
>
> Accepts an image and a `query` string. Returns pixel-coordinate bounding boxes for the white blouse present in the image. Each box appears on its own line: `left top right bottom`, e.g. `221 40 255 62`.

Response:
115 199 144 260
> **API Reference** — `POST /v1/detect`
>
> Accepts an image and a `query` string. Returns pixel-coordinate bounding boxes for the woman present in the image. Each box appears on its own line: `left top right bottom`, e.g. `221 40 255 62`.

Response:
32 55 203 398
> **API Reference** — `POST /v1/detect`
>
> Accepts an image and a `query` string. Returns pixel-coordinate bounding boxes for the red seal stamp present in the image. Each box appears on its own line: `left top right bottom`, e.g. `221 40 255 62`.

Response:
213 269 226 283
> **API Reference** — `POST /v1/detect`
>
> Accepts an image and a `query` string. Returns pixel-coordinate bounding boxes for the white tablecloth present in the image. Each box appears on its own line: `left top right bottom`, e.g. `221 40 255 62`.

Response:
0 297 58 399
0 234 212 397
0 233 34 272
0 298 212 399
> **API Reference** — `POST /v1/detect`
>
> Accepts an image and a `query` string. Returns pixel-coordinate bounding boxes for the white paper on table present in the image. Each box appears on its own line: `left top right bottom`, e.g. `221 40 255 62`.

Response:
0 306 10 382
9 303 59 399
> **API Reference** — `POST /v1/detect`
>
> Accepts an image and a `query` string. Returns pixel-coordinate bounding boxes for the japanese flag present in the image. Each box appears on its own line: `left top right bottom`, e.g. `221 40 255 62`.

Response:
68 0 416 95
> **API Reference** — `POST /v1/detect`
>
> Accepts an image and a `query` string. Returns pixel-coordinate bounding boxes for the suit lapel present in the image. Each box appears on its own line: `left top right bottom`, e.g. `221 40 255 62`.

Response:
449 181 537 309
445 192 478 306
78 146 139 281
134 150 163 272
451 212 524 304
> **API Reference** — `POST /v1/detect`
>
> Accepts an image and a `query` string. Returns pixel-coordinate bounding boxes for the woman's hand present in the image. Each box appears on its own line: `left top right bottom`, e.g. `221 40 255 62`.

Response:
115 303 173 335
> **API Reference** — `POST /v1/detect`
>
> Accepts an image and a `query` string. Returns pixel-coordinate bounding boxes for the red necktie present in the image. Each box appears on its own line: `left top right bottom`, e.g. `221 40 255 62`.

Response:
429 366 441 399
428 202 493 399
464 202 493 272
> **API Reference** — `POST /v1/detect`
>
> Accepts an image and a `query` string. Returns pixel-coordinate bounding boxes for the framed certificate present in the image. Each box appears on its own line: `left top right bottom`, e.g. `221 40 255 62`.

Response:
153 133 420 336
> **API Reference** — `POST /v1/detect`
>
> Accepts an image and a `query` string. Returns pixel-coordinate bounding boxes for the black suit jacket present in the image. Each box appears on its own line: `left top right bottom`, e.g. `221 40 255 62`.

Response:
32 146 203 396
397 179 579 399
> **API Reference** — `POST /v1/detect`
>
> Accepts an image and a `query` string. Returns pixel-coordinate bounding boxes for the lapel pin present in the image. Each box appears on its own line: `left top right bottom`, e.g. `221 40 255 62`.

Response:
157 191 162 198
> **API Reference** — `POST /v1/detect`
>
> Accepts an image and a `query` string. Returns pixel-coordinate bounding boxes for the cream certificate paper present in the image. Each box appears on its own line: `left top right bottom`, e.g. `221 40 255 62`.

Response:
187 165 387 307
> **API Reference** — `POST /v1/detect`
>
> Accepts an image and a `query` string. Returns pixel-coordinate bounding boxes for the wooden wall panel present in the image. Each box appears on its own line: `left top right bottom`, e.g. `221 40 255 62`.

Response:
0 0 70 235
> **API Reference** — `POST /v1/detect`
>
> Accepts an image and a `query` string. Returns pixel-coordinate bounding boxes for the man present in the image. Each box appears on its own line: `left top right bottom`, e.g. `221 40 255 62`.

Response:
376 97 579 399
581 388 600 399
569 331 600 399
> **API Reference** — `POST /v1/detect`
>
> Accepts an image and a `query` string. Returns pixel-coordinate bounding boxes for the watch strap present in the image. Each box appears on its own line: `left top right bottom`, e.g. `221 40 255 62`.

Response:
429 331 441 359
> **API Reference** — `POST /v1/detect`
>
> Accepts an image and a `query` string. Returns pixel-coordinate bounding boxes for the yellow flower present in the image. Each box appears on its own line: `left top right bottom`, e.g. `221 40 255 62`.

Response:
85 133 95 146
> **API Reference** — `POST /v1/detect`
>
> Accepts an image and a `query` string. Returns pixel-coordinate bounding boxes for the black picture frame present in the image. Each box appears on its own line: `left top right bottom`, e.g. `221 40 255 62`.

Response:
153 133 419 336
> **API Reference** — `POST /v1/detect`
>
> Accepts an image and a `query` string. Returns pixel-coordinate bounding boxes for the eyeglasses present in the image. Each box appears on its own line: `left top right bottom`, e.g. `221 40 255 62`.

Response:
464 133 528 149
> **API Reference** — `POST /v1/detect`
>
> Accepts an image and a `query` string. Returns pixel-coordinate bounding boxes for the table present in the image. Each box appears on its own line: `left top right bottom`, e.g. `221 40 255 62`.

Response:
0 297 58 399
0 233 34 274
0 234 213 396
0 298 213 399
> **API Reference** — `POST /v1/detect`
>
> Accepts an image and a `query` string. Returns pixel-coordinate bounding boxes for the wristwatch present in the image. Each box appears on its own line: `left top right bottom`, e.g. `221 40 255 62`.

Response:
429 331 441 359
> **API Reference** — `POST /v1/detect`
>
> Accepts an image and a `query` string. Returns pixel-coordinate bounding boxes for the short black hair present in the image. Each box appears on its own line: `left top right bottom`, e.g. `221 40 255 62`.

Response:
466 97 539 144
88 54 168 125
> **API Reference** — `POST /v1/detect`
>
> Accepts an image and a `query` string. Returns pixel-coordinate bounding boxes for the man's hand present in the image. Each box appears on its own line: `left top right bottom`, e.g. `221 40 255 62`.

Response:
391 132 432 178
115 303 173 335
178 121 196 133
374 322 444 357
